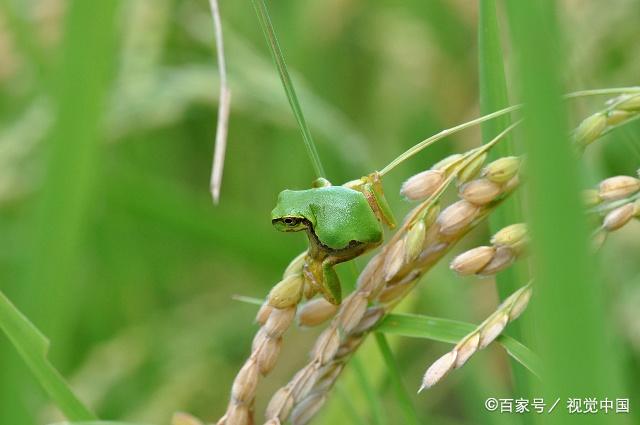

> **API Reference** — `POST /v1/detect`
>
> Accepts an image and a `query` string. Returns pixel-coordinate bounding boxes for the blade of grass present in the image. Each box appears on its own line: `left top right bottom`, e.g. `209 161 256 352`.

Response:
504 2 623 424
1 0 119 422
335 385 369 425
207 0 231 204
251 0 326 179
479 0 512 150
377 313 542 377
0 291 96 421
351 356 388 425
21 0 120 356
374 333 421 425
478 0 531 414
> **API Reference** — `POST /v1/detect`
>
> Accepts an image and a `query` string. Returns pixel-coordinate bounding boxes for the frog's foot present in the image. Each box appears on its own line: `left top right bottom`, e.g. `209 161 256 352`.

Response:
312 177 332 188
320 260 342 305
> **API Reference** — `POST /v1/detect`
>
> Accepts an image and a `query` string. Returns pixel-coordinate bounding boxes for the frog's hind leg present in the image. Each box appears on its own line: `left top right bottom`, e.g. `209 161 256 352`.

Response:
361 174 396 229
320 259 342 305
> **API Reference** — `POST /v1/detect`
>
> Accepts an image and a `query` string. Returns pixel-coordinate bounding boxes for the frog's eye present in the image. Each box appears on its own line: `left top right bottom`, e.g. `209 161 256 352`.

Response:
283 217 300 226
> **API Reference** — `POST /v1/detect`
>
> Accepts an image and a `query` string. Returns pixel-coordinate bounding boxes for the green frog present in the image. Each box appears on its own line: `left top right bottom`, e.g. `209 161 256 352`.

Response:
271 175 395 304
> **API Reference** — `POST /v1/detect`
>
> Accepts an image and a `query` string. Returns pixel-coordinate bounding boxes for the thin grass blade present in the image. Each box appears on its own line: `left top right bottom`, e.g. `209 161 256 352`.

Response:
335 385 369 425
374 334 421 425
251 0 325 179
377 313 542 377
351 356 388 425
1 0 119 421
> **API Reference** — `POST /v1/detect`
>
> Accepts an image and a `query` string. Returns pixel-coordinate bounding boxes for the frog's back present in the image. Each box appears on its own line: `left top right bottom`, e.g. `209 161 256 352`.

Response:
309 186 382 250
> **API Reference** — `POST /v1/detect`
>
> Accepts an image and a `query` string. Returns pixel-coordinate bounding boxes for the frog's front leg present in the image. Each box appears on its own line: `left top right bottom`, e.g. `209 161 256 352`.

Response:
302 255 341 304
320 258 342 305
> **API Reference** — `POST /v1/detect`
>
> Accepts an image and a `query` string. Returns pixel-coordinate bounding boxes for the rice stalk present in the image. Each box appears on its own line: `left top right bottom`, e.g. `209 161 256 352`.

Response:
216 254 306 425
601 202 639 231
587 171 640 248
454 172 640 265
379 87 640 176
419 283 533 391
594 196 640 245
216 90 640 425
260 124 521 425
573 93 640 149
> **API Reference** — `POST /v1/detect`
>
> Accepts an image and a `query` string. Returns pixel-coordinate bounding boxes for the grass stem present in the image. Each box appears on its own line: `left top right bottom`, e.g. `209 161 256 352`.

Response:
351 355 388 425
374 334 421 425
251 0 326 179
505 2 623 423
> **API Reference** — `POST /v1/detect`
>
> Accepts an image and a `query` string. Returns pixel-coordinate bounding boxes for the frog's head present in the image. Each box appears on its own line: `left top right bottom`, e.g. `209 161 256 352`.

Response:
271 189 314 233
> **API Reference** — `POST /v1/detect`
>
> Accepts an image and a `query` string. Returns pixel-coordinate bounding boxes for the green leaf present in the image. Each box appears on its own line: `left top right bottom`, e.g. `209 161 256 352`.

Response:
335 385 368 425
377 313 542 377
251 0 326 179
505 3 624 424
478 0 531 410
479 0 512 148
374 334 420 425
0 291 96 421
351 356 388 425
3 2 121 422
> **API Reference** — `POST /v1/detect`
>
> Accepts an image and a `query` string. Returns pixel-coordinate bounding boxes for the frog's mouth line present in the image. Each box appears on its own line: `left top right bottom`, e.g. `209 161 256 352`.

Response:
273 218 361 254
302 220 363 255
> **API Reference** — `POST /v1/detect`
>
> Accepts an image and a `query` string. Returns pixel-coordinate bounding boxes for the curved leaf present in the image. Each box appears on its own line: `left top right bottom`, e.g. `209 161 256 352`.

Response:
0 292 96 420
376 313 542 377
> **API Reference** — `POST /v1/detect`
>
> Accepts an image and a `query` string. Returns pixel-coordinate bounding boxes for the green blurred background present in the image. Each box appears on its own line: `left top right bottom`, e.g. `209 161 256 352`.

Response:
0 0 639 424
